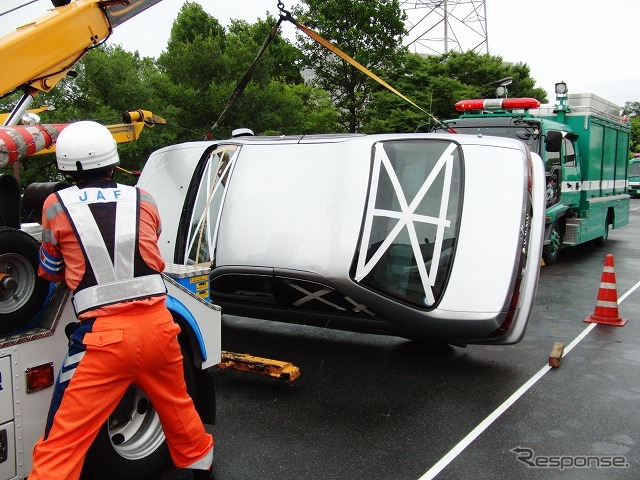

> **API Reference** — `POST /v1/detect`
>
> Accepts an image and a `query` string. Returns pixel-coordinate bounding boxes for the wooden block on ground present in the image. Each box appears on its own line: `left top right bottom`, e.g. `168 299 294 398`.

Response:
549 342 564 368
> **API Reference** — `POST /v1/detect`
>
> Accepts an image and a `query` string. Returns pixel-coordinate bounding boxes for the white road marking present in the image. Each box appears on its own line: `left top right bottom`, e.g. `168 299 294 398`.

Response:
418 281 638 480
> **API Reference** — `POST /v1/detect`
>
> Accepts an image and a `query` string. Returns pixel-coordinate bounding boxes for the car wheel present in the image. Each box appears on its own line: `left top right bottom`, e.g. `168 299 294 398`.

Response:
542 222 561 265
0 227 50 334
81 345 196 480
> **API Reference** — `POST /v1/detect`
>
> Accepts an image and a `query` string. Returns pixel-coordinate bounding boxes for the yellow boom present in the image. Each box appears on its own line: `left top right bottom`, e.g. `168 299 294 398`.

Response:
0 0 161 96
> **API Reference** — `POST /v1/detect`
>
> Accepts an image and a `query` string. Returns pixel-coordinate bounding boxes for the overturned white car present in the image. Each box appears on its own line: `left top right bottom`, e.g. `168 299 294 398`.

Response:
138 133 545 345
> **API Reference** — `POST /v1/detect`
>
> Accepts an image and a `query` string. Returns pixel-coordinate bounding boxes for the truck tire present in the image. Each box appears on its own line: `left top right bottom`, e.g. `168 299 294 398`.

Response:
542 222 561 265
594 217 610 247
81 344 197 480
0 227 50 334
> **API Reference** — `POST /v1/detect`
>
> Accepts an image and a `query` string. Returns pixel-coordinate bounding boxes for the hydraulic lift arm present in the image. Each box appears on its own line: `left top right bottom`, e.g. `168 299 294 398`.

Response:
0 0 162 125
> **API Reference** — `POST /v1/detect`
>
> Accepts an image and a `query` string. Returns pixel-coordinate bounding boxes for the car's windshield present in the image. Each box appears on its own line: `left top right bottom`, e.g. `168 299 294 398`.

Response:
354 139 462 309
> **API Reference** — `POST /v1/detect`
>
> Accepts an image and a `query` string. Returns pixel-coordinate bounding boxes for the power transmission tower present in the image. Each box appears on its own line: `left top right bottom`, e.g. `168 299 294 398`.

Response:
400 0 488 55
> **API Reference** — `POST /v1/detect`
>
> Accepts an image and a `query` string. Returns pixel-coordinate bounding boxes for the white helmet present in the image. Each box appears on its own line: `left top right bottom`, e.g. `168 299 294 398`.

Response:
56 120 119 173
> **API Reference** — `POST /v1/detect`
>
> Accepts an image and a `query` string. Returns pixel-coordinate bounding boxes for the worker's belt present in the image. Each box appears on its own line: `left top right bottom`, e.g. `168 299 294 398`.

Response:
72 273 167 316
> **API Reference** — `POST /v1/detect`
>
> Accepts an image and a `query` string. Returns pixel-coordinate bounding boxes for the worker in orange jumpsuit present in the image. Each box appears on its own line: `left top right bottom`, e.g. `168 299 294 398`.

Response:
31 121 214 479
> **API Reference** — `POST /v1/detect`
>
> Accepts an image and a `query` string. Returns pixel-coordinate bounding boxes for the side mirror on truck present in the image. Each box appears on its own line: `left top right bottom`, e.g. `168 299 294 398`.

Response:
545 130 563 153
0 174 20 228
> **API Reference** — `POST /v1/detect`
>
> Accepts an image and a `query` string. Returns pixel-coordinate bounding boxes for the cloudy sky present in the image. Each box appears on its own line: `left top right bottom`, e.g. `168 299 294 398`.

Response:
2 0 639 107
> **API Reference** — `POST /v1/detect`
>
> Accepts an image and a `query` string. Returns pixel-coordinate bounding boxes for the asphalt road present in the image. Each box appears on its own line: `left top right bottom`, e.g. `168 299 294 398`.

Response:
164 198 640 480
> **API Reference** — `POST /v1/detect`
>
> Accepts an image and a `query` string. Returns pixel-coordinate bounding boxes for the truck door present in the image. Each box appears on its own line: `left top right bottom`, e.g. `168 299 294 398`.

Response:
561 135 580 207
545 130 580 207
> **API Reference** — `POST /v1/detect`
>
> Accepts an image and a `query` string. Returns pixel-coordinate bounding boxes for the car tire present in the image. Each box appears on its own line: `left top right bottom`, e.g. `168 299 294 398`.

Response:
0 227 50 334
81 344 196 480
542 222 561 265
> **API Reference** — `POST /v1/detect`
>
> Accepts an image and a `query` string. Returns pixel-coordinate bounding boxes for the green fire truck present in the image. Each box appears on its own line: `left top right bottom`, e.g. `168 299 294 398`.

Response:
440 82 631 264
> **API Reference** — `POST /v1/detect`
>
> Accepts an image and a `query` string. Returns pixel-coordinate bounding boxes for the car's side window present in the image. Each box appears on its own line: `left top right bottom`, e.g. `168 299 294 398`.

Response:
185 145 238 264
354 140 462 308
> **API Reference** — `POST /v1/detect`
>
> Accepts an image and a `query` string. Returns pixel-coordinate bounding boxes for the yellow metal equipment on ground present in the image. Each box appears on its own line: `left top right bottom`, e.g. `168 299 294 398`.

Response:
218 351 301 383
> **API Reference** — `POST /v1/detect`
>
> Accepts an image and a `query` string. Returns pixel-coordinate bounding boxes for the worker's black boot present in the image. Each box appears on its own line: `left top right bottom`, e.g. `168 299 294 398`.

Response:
191 468 214 480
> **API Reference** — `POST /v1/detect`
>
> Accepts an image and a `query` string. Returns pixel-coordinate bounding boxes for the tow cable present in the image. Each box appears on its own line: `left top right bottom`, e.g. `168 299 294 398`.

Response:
205 1 456 138
277 2 455 132
205 15 285 138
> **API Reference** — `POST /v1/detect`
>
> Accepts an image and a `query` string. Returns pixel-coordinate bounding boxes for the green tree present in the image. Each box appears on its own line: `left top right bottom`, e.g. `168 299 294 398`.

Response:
362 50 547 133
1 45 178 186
227 16 305 85
295 0 406 132
422 51 546 101
623 102 640 155
2 4 340 186
155 2 330 137
622 101 640 117
227 82 342 135
629 117 640 155
157 2 226 89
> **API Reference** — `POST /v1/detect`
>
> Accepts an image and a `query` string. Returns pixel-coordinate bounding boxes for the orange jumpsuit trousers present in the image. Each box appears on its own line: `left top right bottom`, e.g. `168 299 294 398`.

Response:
29 302 214 479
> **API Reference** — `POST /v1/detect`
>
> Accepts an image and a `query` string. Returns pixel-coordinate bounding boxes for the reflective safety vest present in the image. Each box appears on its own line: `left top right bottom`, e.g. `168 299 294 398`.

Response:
56 184 167 316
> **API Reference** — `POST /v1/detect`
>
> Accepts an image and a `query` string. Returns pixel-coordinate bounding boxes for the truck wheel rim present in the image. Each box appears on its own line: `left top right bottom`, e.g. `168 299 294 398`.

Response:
108 386 165 460
0 253 35 314
549 229 560 254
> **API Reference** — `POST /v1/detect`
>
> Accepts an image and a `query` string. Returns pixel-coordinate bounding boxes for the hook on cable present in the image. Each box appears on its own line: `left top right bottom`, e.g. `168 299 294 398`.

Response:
277 1 293 21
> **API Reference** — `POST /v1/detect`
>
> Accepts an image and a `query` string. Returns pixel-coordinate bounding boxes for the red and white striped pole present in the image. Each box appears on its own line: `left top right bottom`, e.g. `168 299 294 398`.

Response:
0 123 67 168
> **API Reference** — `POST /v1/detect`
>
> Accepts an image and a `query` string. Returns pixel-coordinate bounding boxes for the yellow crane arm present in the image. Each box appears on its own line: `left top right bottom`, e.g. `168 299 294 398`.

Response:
0 106 54 125
0 0 161 96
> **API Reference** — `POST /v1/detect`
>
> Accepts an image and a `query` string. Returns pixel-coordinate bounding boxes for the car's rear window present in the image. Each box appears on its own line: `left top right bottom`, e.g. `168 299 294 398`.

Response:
353 139 463 308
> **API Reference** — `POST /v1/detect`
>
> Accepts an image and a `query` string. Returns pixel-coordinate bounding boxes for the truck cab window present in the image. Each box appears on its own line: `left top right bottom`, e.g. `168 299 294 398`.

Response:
563 138 576 167
545 130 562 173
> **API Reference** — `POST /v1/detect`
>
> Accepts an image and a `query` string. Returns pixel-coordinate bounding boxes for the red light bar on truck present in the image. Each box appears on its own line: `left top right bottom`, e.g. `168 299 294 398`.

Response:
455 98 541 112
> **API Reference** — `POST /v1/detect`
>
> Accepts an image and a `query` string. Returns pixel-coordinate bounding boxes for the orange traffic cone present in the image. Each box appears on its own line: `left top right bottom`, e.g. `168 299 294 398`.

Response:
584 254 628 326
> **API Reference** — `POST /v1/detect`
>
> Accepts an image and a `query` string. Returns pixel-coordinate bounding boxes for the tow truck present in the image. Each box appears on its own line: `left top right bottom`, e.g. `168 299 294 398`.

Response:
1 2 305 476
439 82 631 264
0 2 220 479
